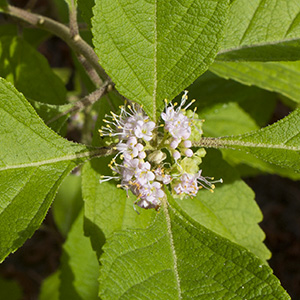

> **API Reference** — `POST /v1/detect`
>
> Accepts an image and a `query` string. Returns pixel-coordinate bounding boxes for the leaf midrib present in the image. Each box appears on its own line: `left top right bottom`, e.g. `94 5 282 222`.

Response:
0 150 94 171
196 138 300 151
152 0 157 121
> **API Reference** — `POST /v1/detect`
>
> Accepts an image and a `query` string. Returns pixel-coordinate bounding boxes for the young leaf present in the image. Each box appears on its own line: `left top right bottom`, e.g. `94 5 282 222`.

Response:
175 150 270 261
216 0 300 61
210 61 300 103
59 210 100 300
0 36 67 104
92 0 230 120
0 78 104 262
195 108 300 173
99 199 290 299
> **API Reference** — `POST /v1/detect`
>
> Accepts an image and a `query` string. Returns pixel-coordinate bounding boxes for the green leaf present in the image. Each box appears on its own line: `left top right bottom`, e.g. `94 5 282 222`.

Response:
82 158 156 252
222 148 300 180
28 100 72 133
199 100 300 179
92 0 230 120
39 271 60 300
202 102 259 136
176 150 270 261
195 108 300 173
0 277 22 300
0 78 97 262
210 61 300 103
0 0 7 11
82 92 156 254
0 36 67 104
216 0 300 61
183 71 277 127
52 174 83 237
99 199 290 299
0 26 50 47
78 0 95 28
59 210 100 300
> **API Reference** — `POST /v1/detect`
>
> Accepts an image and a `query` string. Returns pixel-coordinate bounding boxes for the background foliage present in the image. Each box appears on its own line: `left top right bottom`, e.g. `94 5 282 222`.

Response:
0 0 299 299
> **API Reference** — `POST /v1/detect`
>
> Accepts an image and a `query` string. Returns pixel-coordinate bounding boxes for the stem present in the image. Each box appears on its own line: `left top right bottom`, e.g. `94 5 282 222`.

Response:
3 5 109 81
47 80 113 124
77 54 102 87
69 0 79 38
67 0 101 86
87 146 117 159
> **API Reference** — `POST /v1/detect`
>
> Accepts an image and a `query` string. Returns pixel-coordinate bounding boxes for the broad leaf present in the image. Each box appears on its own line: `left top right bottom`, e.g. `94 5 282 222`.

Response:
200 101 300 179
194 108 300 173
82 158 156 252
39 271 60 300
183 71 276 127
82 91 156 254
222 148 300 180
0 78 99 261
52 174 83 237
78 0 95 28
202 102 259 136
29 100 72 133
210 61 300 103
176 150 270 261
216 0 300 61
99 198 290 299
59 210 100 300
92 0 230 120
0 25 49 47
0 36 67 104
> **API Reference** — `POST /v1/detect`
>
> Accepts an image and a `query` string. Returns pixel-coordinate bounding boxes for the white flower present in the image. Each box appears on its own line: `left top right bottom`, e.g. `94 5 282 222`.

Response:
99 91 222 211
161 107 191 140
173 173 198 196
154 167 172 184
116 136 144 160
134 119 156 141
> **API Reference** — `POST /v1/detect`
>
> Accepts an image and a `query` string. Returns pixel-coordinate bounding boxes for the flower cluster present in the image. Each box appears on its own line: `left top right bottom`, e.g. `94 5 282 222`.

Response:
99 91 222 210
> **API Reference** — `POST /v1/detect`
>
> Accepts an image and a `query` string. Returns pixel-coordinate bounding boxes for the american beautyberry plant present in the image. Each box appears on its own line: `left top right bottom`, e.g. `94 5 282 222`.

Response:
0 0 299 299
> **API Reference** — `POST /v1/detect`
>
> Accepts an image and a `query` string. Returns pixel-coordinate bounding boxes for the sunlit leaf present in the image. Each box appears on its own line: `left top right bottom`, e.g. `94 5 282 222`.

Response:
92 0 230 120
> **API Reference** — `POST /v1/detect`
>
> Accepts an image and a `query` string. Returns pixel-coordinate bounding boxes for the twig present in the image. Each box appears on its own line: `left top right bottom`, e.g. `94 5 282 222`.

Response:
69 0 79 38
67 0 101 86
77 54 102 86
47 80 113 124
3 5 109 81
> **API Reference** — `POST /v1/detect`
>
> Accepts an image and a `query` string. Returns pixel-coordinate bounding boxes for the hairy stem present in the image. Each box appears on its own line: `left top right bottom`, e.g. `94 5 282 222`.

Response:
47 80 113 124
69 0 79 38
66 0 101 86
3 5 109 81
